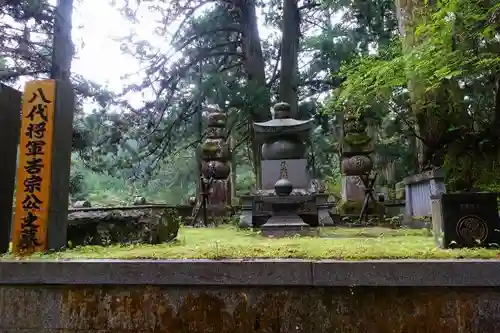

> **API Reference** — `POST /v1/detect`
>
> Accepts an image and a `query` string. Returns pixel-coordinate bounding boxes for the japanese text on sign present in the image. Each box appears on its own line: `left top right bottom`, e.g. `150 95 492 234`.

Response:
12 80 56 254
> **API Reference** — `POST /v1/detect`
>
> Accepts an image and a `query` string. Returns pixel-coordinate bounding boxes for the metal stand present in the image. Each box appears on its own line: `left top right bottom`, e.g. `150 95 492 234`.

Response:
192 176 214 226
358 173 377 223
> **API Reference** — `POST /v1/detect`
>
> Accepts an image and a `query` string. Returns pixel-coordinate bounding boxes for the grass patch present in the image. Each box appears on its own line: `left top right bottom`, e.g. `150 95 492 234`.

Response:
3 225 499 260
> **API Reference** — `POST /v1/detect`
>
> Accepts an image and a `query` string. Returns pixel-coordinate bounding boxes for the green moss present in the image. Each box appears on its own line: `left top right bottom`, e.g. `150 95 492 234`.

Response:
8 225 499 260
338 200 363 215
157 209 180 243
338 200 385 215
201 142 218 152
343 132 371 146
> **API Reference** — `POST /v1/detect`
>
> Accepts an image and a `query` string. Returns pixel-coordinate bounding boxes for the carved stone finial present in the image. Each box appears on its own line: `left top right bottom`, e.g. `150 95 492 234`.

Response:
273 102 291 119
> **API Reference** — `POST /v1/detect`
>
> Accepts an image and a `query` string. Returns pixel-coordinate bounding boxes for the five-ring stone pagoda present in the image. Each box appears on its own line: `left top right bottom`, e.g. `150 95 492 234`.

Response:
239 102 334 236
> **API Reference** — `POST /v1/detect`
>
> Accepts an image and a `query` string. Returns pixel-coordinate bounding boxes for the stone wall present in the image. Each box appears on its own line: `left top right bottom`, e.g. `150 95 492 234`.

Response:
1 260 500 332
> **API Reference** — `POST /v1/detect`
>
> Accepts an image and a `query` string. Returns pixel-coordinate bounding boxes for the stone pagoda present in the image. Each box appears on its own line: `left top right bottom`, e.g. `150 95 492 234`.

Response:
239 102 334 236
339 112 379 218
192 106 231 225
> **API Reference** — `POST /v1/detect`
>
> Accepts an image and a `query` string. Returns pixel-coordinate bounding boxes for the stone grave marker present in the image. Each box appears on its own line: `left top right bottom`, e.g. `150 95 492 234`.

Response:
431 192 500 248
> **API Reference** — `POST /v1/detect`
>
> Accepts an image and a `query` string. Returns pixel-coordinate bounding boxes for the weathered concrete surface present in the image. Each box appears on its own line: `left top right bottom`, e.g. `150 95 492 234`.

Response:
0 260 500 332
1 286 500 332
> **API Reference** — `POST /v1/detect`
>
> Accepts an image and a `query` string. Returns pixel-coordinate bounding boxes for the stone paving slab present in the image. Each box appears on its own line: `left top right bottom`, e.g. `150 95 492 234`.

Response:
0 259 500 286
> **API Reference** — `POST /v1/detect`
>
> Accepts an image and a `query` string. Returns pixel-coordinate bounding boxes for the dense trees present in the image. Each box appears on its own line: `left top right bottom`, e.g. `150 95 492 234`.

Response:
337 0 500 190
1 0 499 203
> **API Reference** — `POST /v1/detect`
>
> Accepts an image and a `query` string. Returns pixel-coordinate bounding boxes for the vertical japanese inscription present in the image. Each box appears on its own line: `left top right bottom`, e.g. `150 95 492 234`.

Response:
12 80 55 254
279 161 288 179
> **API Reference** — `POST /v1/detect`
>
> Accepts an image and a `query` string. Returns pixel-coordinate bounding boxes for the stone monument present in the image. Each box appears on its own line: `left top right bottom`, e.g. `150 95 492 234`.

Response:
431 192 500 248
338 112 378 217
239 102 335 236
192 106 231 225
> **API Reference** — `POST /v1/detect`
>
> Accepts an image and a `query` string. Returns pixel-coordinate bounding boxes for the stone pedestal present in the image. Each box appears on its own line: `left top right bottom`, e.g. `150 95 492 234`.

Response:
260 217 317 237
316 193 335 226
260 198 317 237
238 195 253 229
339 176 367 216
341 175 365 202
260 211 316 237
260 197 312 237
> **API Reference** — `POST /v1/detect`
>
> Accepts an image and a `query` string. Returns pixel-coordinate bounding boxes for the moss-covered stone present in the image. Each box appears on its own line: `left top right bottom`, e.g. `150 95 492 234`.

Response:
343 132 371 146
395 181 405 200
66 208 181 247
157 210 180 243
338 200 385 215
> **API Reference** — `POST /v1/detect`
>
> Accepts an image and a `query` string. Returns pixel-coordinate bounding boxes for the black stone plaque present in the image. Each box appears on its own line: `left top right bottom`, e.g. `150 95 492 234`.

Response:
439 193 500 248
0 84 21 253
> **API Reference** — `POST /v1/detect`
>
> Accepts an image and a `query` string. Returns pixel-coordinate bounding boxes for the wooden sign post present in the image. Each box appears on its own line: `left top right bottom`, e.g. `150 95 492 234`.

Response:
12 79 74 255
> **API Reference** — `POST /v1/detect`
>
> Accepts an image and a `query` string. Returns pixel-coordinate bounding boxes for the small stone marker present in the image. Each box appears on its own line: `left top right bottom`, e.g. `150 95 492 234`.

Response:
432 192 500 248
72 200 91 208
132 197 147 205
12 79 74 255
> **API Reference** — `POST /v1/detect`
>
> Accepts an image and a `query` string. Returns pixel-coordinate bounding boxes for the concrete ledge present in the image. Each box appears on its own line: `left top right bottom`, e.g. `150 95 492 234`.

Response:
1 259 500 286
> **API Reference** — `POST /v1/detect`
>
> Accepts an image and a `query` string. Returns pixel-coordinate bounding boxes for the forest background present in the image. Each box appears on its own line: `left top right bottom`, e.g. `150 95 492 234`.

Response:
1 0 499 206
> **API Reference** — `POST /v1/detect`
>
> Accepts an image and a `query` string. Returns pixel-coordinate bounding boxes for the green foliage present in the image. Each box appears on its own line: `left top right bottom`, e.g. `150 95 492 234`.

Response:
335 0 500 108
69 166 87 201
324 174 341 199
7 0 447 201
327 0 500 187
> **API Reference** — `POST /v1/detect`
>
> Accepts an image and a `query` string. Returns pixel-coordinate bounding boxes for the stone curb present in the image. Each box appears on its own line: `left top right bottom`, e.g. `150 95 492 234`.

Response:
0 260 500 286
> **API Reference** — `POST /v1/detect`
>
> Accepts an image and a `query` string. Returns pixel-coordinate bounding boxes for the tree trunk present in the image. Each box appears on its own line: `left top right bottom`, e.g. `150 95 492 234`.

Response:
407 134 419 173
239 0 270 122
51 0 74 81
395 0 436 171
279 0 300 118
239 0 271 188
229 134 237 201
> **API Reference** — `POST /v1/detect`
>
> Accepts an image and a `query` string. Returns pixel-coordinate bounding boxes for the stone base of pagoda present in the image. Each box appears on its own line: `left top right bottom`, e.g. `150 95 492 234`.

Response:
260 213 318 237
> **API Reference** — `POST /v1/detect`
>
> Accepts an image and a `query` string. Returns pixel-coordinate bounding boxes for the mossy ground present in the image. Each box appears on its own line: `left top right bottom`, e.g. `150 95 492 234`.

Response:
3 225 499 260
